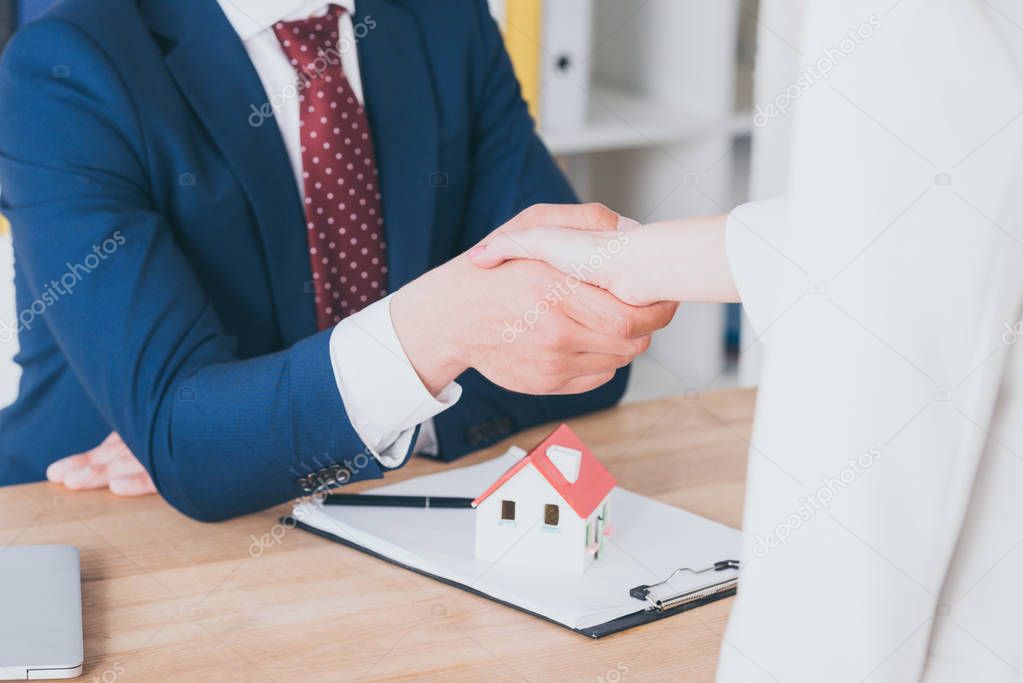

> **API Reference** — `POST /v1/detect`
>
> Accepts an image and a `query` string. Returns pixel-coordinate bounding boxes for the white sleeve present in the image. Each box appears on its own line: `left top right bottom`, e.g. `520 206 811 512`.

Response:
725 195 805 340
717 3 1023 682
328 294 461 468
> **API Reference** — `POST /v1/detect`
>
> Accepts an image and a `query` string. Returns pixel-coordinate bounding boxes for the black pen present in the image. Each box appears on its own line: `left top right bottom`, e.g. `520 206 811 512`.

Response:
323 494 475 508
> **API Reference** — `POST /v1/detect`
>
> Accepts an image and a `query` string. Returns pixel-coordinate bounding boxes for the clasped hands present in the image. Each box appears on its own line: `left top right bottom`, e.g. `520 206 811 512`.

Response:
47 203 676 496
391 203 677 396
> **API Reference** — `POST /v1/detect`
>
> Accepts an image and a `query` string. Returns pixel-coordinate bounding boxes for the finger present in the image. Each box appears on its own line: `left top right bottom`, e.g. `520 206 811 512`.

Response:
623 301 679 337
549 371 619 395
502 203 621 234
62 463 113 490
46 453 93 483
470 227 608 275
46 435 125 483
555 352 633 379
46 432 134 490
528 312 646 356
568 291 677 339
109 473 157 497
566 322 651 356
468 230 539 268
562 283 636 338
102 453 149 480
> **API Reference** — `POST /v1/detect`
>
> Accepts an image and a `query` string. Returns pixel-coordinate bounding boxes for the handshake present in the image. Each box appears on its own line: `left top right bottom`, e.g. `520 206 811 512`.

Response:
391 203 677 396
46 203 674 498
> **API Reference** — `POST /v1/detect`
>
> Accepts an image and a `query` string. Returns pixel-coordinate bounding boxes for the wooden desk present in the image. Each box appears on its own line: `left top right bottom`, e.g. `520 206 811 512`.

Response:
0 389 754 682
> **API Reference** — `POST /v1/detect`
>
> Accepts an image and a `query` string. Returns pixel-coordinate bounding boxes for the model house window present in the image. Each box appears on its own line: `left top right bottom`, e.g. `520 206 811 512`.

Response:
501 500 515 520
544 504 560 527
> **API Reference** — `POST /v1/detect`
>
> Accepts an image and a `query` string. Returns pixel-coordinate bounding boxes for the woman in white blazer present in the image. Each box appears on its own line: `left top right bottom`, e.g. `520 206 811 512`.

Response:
470 1 1023 680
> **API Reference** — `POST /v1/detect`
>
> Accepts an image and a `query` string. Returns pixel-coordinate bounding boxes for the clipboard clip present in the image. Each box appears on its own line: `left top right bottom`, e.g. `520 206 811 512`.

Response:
629 559 740 611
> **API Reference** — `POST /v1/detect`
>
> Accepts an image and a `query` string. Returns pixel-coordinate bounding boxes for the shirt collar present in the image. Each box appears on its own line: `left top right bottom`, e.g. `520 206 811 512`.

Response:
217 0 357 42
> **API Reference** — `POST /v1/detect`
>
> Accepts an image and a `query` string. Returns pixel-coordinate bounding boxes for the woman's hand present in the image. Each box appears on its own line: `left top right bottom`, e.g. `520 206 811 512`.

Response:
468 210 739 306
468 222 659 306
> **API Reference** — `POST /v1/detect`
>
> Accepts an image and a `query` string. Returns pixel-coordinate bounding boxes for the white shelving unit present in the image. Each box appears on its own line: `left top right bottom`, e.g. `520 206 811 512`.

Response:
529 0 754 401
542 85 751 157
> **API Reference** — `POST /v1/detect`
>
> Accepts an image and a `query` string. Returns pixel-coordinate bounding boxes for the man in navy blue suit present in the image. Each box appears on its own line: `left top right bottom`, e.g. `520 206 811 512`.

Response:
0 0 674 521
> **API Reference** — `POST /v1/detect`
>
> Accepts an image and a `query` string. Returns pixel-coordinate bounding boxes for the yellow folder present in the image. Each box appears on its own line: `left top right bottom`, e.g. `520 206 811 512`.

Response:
502 0 543 123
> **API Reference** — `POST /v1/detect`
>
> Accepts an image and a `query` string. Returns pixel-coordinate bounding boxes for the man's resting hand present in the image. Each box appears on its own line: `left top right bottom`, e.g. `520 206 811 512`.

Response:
46 432 156 496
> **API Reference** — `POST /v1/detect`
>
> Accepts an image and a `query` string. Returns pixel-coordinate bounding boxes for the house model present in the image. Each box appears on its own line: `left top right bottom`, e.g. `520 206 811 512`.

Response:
472 424 616 573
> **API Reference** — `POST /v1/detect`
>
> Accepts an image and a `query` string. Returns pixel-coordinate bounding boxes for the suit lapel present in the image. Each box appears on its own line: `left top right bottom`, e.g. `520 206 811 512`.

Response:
144 0 439 343
145 0 316 346
356 0 439 290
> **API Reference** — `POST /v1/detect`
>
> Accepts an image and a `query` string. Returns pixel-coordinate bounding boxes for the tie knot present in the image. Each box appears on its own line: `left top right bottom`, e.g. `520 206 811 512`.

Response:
272 4 346 69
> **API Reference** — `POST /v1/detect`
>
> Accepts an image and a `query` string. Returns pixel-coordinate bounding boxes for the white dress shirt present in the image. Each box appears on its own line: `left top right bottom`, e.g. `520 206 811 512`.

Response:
719 1 1023 680
217 0 461 465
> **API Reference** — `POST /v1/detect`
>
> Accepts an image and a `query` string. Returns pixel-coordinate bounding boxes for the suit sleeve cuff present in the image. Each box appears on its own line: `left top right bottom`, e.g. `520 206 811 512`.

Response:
328 294 461 468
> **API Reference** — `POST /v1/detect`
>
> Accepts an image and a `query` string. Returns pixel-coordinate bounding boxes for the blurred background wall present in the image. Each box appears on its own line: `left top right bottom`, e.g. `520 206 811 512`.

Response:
0 0 772 411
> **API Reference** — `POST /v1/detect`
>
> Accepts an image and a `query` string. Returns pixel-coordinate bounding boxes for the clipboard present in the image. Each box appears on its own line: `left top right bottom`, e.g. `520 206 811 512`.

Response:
286 446 741 638
285 514 738 638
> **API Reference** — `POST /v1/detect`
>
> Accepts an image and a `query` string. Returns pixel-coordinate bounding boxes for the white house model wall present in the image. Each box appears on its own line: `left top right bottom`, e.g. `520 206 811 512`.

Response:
471 424 616 574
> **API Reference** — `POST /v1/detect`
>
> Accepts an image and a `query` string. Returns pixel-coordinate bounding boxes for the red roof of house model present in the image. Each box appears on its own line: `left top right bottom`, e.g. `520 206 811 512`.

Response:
471 424 616 518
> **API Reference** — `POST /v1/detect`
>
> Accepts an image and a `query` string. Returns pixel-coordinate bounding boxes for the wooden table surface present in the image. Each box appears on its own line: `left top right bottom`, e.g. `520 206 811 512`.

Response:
0 388 755 683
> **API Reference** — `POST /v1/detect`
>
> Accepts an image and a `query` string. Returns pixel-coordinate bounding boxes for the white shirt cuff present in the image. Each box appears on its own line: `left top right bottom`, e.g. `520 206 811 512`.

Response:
414 418 441 457
328 294 461 468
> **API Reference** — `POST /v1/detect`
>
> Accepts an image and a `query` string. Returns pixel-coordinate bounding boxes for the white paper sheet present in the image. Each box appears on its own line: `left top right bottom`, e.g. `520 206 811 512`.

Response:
293 448 741 631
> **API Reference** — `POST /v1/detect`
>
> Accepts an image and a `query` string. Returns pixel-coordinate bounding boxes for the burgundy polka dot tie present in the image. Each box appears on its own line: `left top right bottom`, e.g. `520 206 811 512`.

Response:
273 5 388 330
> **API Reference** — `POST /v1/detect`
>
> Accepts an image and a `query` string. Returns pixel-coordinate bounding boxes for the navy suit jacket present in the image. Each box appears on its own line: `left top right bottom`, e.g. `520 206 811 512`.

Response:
0 0 629 520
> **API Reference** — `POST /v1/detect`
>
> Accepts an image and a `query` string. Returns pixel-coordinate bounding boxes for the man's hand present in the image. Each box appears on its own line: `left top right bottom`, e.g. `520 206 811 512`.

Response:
390 204 677 396
45 432 157 496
